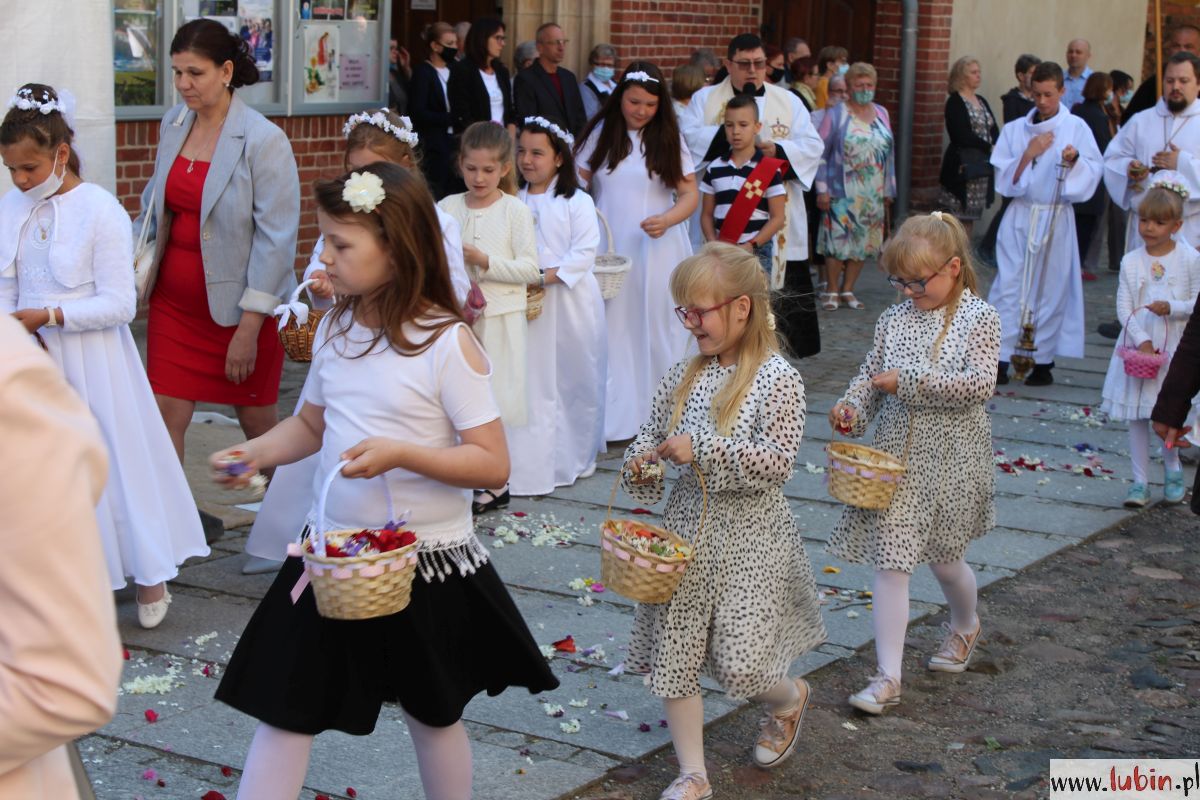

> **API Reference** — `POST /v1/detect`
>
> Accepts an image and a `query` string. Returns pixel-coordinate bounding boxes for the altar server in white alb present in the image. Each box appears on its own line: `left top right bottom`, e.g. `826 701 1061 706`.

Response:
681 32 824 357
511 116 606 494
990 61 1102 387
1105 51 1200 252
0 84 208 629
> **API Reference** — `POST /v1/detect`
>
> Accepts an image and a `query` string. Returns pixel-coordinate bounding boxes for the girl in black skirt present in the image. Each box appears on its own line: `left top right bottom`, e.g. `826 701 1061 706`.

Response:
210 162 557 800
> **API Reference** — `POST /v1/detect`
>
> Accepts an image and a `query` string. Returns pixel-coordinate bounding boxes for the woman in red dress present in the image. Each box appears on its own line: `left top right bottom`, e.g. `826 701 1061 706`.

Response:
138 19 299 458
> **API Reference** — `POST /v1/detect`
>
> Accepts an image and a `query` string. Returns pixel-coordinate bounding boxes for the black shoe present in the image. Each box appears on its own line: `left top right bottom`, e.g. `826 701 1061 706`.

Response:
996 362 1009 385
1097 321 1122 339
1024 365 1054 386
472 488 510 515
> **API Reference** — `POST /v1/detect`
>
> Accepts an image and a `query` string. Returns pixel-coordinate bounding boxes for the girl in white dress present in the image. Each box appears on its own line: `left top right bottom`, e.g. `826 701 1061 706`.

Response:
245 110 470 572
1100 182 1200 508
576 61 699 442
828 212 1001 714
438 121 540 513
0 84 208 628
510 116 606 494
623 243 826 800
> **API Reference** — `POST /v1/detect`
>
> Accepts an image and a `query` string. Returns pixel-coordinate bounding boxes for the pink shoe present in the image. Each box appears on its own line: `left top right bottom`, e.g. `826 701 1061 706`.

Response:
658 773 713 800
848 671 901 715
928 619 982 673
754 678 811 767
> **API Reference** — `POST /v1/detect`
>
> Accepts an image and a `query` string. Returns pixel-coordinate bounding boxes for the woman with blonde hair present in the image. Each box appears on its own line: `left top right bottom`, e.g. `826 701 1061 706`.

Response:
938 55 999 237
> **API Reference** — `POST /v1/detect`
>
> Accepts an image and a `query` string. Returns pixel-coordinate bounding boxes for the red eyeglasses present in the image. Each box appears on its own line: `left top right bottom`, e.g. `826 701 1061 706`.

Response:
674 297 738 327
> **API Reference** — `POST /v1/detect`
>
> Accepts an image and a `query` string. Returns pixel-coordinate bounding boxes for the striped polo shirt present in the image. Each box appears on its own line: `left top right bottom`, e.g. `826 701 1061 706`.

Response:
700 148 785 244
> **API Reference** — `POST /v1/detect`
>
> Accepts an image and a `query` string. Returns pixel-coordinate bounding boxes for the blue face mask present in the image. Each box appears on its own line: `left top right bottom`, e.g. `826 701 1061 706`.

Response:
1105 92 1114 104
1121 90 1134 105
853 89 874 105
593 66 615 82
837 63 849 76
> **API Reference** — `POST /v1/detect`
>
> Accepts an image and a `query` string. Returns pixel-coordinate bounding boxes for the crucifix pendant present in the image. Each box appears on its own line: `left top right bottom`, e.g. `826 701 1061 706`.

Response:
187 158 196 174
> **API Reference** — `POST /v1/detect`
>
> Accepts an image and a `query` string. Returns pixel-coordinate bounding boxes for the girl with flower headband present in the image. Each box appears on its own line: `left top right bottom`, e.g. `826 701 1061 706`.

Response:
828 211 1000 715
621 242 826 799
242 107 471 574
438 120 540 514
576 61 699 442
210 163 557 800
507 116 606 494
1100 176 1200 508
0 83 209 628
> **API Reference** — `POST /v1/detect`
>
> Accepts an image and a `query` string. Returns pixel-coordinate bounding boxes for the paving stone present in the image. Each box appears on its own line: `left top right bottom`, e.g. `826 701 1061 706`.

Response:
963 529 1077 570
994 496 1132 537
115 591 255 664
173 552 278 599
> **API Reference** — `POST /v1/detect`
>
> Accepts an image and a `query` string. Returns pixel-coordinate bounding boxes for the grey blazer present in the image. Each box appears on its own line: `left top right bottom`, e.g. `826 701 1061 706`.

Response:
135 93 299 326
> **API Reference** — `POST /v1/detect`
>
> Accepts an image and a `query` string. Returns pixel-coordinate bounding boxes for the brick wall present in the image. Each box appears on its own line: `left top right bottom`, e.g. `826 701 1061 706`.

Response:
1142 2 1200 80
607 0 761 76
115 114 347 271
873 0 955 207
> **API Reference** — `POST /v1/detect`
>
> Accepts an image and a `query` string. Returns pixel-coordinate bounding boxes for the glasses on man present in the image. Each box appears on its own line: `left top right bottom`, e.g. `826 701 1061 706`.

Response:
886 257 953 296
732 59 768 70
541 39 569 47
674 297 738 327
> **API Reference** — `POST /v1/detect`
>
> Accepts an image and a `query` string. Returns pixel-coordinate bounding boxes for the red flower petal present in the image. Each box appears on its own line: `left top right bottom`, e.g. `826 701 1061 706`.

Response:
552 635 576 653
347 789 358 798
157 779 166 787
123 648 131 660
144 709 159 723
220 765 233 777
201 792 227 800
511 511 527 517
316 796 330 800
638 722 651 732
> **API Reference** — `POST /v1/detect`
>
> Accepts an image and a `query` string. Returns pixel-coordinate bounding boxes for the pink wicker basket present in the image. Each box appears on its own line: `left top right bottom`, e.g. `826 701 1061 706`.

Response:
1116 311 1167 380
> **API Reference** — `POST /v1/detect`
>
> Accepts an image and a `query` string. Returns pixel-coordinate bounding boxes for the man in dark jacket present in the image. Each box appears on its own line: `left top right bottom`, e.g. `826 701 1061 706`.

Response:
1151 293 1200 514
1123 24 1200 124
513 22 587 136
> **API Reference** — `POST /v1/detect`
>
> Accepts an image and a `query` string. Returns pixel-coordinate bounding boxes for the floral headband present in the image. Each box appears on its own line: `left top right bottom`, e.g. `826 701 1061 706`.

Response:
7 86 66 115
1150 179 1190 200
623 70 659 84
343 109 419 146
522 115 574 146
343 171 386 213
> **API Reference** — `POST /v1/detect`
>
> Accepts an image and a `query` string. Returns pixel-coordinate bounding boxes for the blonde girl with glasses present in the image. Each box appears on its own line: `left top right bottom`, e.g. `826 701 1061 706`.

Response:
827 211 1001 715
621 242 826 800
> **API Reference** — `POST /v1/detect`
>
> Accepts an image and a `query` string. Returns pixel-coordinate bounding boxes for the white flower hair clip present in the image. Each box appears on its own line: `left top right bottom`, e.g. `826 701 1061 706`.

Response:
343 171 386 213
623 70 659 84
7 86 66 116
930 210 946 222
343 109 419 147
523 115 574 146
1150 178 1190 200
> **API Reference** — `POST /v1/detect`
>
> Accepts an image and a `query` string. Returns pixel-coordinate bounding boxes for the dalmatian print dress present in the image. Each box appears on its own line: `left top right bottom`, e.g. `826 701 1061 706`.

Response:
622 354 827 700
827 289 1001 574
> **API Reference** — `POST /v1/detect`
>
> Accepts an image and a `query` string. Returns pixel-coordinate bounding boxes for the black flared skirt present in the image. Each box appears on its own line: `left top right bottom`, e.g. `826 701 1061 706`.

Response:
215 554 559 734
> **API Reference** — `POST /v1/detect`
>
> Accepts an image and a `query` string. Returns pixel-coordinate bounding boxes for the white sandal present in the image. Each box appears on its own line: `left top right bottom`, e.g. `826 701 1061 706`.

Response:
820 292 839 311
840 292 865 310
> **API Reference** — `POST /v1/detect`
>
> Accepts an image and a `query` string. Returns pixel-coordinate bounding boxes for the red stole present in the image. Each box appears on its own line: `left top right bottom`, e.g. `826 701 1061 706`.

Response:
717 156 785 244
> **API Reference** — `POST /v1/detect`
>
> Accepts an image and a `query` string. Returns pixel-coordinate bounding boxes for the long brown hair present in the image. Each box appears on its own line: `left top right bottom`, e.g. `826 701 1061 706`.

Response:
576 61 684 186
344 109 421 170
314 162 464 356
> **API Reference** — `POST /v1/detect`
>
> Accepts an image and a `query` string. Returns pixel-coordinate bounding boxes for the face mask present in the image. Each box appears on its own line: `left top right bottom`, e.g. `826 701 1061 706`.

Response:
770 67 786 84
593 66 614 82
438 45 457 62
1105 92 1114 104
853 89 874 105
25 151 63 202
1121 90 1134 105
828 93 845 107
837 63 849 76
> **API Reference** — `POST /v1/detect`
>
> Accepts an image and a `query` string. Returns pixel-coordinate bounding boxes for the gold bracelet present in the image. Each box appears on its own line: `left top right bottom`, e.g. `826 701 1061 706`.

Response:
44 307 58 327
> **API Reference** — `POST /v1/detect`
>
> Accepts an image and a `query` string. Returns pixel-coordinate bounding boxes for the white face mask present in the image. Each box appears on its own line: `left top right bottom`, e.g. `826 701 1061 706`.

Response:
25 151 64 201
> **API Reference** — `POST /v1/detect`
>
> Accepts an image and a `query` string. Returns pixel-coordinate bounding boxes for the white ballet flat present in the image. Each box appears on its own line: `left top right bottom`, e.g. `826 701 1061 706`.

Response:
137 589 172 629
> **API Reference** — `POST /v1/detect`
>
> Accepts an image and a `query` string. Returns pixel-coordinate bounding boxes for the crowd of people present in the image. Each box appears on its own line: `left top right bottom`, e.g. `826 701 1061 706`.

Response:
1 13 1199 800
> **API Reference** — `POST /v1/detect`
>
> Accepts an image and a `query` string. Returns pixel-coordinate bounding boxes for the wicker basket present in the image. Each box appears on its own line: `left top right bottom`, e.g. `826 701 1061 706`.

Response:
300 460 418 621
526 285 546 322
827 441 907 510
593 210 632 301
599 464 707 604
1116 312 1167 380
277 279 327 363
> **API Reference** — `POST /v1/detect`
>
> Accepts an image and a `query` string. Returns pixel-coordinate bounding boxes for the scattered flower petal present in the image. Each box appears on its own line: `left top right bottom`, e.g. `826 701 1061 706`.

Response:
201 792 227 800
560 719 581 734
631 508 654 515
604 709 630 720
347 789 358 799
638 722 652 732
552 635 576 653
607 662 625 677
220 766 233 777
569 698 589 708
144 709 159 723
141 769 156 781
822 566 841 574
542 703 565 718
842 721 858 731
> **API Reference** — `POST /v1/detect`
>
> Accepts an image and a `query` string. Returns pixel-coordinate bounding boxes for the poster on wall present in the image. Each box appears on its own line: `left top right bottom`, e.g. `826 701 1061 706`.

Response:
239 1 274 80
346 0 378 20
114 0 159 107
303 24 339 101
302 1 345 20
339 53 373 91
199 0 236 13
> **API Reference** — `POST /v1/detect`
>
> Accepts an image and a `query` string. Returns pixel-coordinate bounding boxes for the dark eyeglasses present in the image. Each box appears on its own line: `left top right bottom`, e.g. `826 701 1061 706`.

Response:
732 59 768 70
886 257 954 296
674 297 738 327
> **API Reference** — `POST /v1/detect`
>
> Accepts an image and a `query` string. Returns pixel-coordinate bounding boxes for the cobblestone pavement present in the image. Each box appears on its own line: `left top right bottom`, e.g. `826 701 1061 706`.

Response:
85 261 1195 799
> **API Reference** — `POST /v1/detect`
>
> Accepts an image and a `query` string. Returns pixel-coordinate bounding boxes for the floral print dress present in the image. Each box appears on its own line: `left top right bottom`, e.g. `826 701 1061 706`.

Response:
818 115 893 261
622 354 827 700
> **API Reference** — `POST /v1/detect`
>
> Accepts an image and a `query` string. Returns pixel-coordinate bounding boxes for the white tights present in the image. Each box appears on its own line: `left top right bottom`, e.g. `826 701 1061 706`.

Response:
235 716 473 800
871 560 978 680
1129 418 1181 485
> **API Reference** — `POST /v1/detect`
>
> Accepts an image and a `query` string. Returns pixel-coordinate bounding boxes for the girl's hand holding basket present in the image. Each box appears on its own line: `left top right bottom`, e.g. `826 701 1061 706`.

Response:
308 269 335 300
1146 300 1171 317
340 436 407 479
870 369 900 395
828 402 858 434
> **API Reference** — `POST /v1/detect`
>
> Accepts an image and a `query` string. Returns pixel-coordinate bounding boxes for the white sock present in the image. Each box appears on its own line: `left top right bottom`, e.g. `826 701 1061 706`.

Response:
750 677 801 715
1164 438 1182 474
1129 419 1150 485
872 569 910 681
662 695 706 779
235 723 314 800
404 712 473 800
928 559 979 635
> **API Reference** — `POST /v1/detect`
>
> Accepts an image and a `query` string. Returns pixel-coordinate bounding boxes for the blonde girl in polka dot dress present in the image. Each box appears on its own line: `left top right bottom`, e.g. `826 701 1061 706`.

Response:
827 212 1000 715
622 242 827 800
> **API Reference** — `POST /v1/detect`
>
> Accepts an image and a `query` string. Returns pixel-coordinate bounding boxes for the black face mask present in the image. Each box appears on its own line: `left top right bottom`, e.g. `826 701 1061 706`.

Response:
770 67 786 84
439 45 458 62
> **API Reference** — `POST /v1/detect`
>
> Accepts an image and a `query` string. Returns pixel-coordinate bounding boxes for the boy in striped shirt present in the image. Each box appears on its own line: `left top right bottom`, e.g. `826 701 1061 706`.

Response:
700 93 787 271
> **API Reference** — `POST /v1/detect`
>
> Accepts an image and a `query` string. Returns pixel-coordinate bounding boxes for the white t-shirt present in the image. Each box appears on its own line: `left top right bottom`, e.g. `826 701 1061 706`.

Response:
480 69 504 124
304 315 498 540
435 64 452 133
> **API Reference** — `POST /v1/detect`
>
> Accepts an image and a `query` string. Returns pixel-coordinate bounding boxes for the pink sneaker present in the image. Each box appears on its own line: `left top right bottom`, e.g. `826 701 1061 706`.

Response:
658 773 713 800
754 678 811 768
928 619 981 673
848 672 901 715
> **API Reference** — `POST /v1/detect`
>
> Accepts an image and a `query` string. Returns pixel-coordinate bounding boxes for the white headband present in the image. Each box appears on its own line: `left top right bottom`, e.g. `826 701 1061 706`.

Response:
522 115 574 146
623 70 659 84
343 109 419 146
7 86 72 124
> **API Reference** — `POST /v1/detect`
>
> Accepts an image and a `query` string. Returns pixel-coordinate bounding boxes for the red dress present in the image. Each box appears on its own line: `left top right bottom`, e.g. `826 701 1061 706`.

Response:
147 155 284 406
